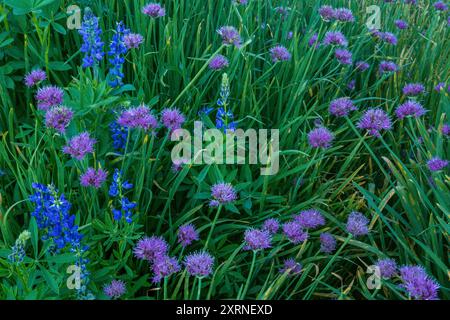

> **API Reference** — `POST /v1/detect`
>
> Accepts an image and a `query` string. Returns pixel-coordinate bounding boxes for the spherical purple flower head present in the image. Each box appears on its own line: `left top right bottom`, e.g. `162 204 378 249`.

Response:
395 101 427 119
124 33 144 49
380 32 398 45
442 124 450 136
117 105 158 131
319 232 336 254
308 33 319 48
62 132 96 160
80 168 107 188
294 209 326 229
434 82 445 91
243 228 271 251
262 218 280 234
427 157 448 171
161 108 185 131
345 211 369 236
357 108 392 137
217 26 241 48
334 48 352 65
369 28 383 39
379 60 398 73
270 46 291 63
142 3 165 17
395 19 409 29
151 255 181 283
209 182 238 207
209 54 229 70
275 6 290 20
184 251 214 278
282 221 308 244
319 5 336 21
375 258 397 278
323 31 348 47
307 127 334 148
329 97 357 117
400 265 440 300
35 86 64 111
178 223 199 247
103 280 126 299
434 1 448 11
334 8 355 22
279 258 302 275
402 83 425 96
134 236 168 262
355 61 370 72
24 69 46 87
44 106 74 133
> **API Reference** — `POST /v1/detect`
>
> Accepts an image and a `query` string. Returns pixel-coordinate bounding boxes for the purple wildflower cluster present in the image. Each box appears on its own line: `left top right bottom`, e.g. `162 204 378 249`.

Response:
319 5 355 22
243 228 272 251
35 86 64 111
308 127 334 148
270 46 292 63
44 106 74 133
345 211 369 236
395 101 427 119
63 132 96 160
24 69 46 87
400 265 440 300
329 97 357 117
357 108 392 137
209 182 238 207
142 3 165 18
103 280 126 299
80 168 108 188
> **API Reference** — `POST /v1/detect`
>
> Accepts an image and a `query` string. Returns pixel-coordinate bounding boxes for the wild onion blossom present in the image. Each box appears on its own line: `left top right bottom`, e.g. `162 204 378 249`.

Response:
209 182 238 207
151 255 181 283
395 101 427 119
103 280 126 299
134 235 168 262
294 209 325 229
262 218 280 234
161 108 185 131
395 19 409 29
80 168 107 188
322 31 348 47
357 108 392 137
334 48 352 65
442 124 450 136
8 231 31 264
124 33 144 49
376 258 397 278
217 26 241 47
402 83 425 96
308 33 319 48
63 132 96 160
45 106 74 133
380 32 398 45
29 183 90 298
307 127 334 148
109 169 136 223
282 221 308 244
24 69 46 87
379 60 398 73
78 9 104 68
329 97 357 117
433 1 448 11
177 224 199 247
142 3 165 17
427 157 448 171
319 232 336 254
400 265 440 300
334 8 355 22
184 251 214 278
279 258 302 275
319 5 335 20
270 45 291 62
35 85 64 111
209 54 229 70
117 105 158 131
243 228 271 251
108 21 130 87
345 211 369 236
